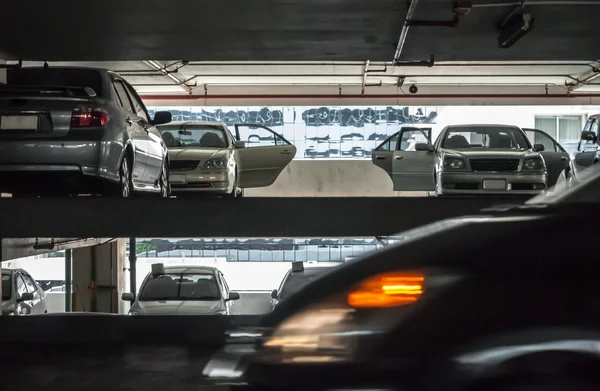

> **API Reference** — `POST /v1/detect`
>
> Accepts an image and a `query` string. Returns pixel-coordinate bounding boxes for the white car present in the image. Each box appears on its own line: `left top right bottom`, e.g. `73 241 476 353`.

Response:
1 268 47 315
158 121 296 198
122 264 240 315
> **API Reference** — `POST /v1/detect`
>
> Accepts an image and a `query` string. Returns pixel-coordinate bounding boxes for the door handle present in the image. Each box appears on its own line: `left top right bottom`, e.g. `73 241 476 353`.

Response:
280 150 291 155
394 155 404 160
561 156 568 161
375 155 386 160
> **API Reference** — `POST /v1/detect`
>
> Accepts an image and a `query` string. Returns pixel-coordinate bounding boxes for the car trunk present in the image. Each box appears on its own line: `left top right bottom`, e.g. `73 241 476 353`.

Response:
0 90 96 139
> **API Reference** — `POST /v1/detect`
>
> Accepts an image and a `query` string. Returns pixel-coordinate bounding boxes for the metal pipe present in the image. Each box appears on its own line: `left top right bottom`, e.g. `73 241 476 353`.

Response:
130 73 580 88
393 0 421 64
129 237 137 301
65 249 72 312
140 93 600 100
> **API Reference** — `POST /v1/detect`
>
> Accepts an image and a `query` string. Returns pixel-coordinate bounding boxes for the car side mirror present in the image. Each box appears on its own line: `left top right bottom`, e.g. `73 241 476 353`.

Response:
152 111 172 126
415 143 434 152
18 292 34 302
228 292 241 301
121 292 135 301
581 131 598 143
533 143 545 152
234 141 246 149
270 289 278 299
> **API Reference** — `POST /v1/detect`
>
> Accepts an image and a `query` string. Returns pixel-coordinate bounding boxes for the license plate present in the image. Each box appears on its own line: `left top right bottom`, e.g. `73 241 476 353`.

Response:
1 115 39 130
483 179 507 190
170 174 187 184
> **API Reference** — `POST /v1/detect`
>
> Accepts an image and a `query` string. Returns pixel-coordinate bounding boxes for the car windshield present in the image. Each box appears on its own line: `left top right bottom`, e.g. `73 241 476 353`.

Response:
2 274 11 300
138 272 221 301
279 269 329 300
159 124 228 149
442 126 530 150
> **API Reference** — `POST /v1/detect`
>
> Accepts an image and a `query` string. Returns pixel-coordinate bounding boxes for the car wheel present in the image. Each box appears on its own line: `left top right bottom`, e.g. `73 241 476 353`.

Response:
119 156 133 198
159 161 170 198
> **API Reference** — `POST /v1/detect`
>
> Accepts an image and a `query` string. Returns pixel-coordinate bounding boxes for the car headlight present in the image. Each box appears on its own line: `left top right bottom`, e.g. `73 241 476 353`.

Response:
522 156 544 171
442 156 467 170
256 270 461 365
215 310 227 315
128 311 140 316
204 158 227 169
3 310 15 316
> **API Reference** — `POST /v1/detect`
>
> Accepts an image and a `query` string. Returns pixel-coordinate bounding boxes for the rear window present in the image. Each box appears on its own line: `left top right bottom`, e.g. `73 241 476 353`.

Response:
6 68 103 97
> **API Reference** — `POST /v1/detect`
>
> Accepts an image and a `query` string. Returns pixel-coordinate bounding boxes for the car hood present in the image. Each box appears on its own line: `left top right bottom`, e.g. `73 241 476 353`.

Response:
135 300 224 315
168 148 228 161
441 148 537 158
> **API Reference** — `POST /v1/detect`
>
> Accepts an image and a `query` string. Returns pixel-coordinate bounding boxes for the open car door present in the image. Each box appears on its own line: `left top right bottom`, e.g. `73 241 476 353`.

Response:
523 128 569 188
372 127 435 191
234 124 297 188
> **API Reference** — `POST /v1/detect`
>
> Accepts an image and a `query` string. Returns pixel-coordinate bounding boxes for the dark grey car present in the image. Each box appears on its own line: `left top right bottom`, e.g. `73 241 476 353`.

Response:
0 66 173 196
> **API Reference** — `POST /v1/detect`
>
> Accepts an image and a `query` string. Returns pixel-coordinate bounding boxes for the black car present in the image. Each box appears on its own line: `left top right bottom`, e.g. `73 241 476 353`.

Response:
204 167 600 391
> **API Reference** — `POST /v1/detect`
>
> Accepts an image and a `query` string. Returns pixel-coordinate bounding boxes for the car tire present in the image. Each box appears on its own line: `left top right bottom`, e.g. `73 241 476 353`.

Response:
159 160 170 198
118 156 133 198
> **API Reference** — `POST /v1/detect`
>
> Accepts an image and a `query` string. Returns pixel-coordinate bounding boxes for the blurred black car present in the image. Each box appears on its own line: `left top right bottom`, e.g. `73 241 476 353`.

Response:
204 167 600 391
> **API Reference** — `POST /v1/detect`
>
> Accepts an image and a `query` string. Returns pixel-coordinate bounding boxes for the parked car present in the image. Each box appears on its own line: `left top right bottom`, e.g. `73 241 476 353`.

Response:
204 165 600 391
0 66 173 197
372 124 568 195
122 264 240 315
158 122 296 198
2 268 47 315
270 262 334 310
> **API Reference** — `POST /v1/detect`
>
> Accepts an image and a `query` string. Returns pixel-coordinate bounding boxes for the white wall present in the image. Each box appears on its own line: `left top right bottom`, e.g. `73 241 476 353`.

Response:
245 159 424 197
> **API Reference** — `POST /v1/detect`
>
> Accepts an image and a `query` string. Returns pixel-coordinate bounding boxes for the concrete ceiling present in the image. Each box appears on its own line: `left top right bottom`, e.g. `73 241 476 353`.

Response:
0 0 599 62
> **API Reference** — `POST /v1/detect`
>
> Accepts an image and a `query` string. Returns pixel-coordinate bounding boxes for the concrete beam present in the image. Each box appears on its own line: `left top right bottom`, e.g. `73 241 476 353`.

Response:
0 197 527 238
1 238 114 262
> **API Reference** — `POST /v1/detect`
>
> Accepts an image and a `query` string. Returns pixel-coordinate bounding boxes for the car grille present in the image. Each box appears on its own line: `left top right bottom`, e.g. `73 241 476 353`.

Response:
469 158 520 172
169 160 200 171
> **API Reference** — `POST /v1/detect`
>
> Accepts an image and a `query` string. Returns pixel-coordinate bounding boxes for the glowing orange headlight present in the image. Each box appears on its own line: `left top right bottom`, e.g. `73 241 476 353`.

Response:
347 272 424 308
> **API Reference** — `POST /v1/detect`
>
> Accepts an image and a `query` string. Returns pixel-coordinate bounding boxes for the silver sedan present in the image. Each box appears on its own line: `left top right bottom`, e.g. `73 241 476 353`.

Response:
373 124 569 196
158 121 296 198
0 66 172 197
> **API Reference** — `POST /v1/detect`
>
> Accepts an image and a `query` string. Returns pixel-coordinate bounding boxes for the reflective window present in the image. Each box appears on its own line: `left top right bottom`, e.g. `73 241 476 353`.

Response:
138 272 220 301
159 124 228 148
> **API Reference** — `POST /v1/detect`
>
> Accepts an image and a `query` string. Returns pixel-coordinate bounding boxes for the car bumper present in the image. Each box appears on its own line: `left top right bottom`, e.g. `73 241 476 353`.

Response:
170 169 234 193
0 129 121 193
438 171 547 195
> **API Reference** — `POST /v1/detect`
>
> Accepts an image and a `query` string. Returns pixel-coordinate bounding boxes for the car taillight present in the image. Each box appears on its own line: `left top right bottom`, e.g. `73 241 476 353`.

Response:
70 107 109 128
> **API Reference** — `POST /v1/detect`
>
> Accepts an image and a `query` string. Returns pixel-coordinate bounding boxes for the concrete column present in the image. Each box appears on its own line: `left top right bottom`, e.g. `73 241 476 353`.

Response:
0 59 6 84
72 239 126 314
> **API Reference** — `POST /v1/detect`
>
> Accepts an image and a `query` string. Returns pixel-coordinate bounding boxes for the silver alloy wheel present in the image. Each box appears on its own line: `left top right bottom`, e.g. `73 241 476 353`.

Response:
160 163 169 198
121 159 131 198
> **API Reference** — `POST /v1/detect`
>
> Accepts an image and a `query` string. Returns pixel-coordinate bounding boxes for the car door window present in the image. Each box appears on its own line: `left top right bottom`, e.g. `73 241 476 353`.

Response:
113 80 135 114
399 129 430 151
124 82 150 122
375 132 400 151
525 129 558 152
16 275 27 296
22 274 37 294
235 124 291 146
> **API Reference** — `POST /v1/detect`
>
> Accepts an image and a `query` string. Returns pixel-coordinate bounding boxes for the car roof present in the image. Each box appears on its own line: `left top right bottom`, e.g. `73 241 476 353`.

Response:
445 124 522 129
157 121 227 128
161 265 218 274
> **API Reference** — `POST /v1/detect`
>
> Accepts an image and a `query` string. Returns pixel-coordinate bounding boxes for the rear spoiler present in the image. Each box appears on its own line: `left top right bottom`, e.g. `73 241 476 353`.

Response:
0 85 97 98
